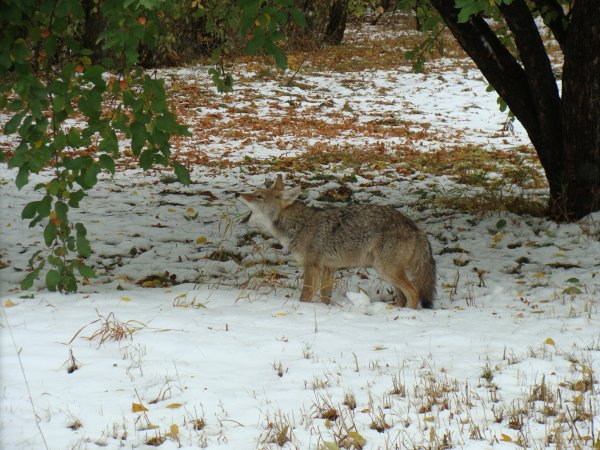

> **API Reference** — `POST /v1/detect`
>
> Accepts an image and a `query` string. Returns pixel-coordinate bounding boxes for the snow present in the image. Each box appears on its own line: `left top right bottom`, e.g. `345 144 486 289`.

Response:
1 30 599 450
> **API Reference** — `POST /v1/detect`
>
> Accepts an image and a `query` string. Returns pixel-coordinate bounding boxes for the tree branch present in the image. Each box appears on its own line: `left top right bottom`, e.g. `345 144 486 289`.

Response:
428 0 542 147
531 0 567 50
499 0 563 170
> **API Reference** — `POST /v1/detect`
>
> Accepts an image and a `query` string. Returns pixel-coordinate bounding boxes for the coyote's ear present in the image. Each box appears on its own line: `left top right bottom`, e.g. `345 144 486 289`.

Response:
273 174 284 190
280 185 301 206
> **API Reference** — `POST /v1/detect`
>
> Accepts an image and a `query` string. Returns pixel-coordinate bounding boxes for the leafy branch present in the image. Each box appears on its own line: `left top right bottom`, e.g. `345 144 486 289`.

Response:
1 0 190 292
1 0 306 292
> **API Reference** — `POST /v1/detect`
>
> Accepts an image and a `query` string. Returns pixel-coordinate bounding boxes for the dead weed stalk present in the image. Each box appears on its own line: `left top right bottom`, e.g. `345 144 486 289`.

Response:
67 309 146 347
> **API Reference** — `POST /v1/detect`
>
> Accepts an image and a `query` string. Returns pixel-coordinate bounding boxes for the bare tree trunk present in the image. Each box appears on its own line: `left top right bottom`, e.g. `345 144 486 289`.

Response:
561 0 600 219
324 0 349 45
81 0 105 61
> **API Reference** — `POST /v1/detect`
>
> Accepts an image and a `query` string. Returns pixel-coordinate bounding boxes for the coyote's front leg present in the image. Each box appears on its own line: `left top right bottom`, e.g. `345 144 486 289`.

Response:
320 267 334 304
300 263 320 302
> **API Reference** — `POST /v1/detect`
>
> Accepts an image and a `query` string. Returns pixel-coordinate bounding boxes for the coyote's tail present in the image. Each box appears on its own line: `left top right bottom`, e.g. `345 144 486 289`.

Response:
412 233 436 309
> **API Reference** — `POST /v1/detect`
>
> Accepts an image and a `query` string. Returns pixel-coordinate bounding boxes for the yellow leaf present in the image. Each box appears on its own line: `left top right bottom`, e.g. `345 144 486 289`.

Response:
4 299 16 307
545 337 556 346
423 416 435 422
195 236 207 244
121 296 131 302
321 442 340 450
168 208 177 213
132 402 148 412
493 231 505 242
273 312 287 317
534 272 545 278
167 423 179 438
186 207 195 213
374 345 387 351
348 431 367 445
500 433 513 442
142 279 162 288
166 403 182 409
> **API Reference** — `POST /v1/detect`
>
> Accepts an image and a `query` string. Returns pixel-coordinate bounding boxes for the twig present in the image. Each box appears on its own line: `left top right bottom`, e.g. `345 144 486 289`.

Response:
285 52 310 87
1 307 50 450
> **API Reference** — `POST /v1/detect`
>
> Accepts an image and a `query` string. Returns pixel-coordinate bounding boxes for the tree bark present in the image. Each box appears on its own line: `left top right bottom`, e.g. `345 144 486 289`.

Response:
324 0 349 45
498 0 565 217
531 0 566 51
81 0 105 62
428 0 600 220
561 0 600 219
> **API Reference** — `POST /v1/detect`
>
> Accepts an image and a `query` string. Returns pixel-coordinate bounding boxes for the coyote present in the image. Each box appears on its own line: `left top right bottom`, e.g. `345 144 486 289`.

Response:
238 175 436 309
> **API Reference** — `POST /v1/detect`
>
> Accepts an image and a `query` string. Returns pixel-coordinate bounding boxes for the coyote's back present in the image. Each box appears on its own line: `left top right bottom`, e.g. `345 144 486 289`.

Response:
238 175 436 309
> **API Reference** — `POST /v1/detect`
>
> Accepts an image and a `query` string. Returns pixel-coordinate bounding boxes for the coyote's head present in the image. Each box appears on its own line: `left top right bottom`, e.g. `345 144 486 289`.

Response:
237 174 300 232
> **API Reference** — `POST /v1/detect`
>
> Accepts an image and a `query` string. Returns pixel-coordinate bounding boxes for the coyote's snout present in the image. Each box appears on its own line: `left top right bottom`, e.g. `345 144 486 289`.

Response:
238 175 436 309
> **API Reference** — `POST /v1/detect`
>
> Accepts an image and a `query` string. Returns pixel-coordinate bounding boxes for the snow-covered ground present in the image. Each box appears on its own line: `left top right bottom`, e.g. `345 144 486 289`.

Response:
1 25 599 450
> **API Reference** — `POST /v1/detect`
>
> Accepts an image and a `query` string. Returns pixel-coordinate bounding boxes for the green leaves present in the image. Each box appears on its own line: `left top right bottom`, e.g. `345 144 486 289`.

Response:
205 0 305 89
403 2 444 72
208 67 234 93
45 270 61 291
173 161 191 186
3 112 25 134
21 264 44 291
131 121 147 155
76 230 92 259
43 221 57 247
3 0 300 293
2 1 190 293
455 0 515 23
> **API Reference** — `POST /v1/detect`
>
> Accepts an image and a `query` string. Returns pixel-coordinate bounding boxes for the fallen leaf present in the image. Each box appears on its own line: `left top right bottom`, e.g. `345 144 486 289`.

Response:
166 423 179 438
348 431 367 445
132 402 149 412
166 403 182 409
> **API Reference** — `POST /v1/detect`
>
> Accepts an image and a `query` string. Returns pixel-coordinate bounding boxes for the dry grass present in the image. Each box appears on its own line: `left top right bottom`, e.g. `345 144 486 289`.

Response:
67 310 146 348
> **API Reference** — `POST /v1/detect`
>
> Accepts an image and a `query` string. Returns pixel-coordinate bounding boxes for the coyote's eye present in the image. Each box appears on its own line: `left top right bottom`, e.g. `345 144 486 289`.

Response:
256 194 263 200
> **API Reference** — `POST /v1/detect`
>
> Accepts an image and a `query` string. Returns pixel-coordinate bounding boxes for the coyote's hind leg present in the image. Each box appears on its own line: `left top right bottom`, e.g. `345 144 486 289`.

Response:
378 266 419 309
